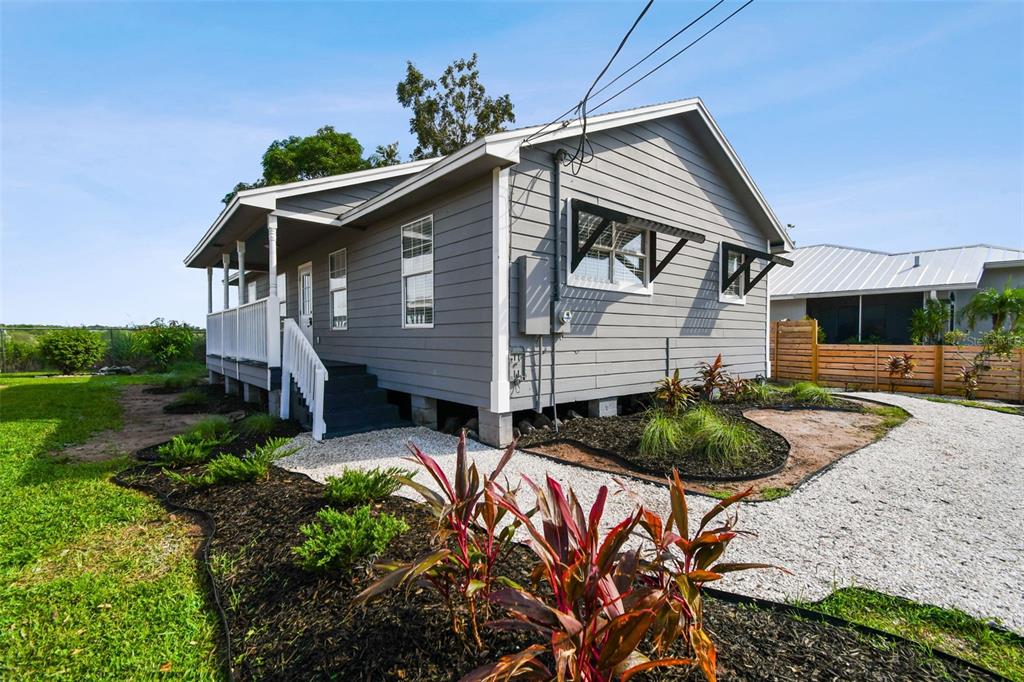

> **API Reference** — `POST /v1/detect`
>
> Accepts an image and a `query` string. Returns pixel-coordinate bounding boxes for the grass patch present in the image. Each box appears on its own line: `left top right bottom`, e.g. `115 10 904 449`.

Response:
865 404 911 437
638 411 685 459
324 467 413 507
678 404 762 468
159 361 207 391
167 388 208 409
0 374 218 679
801 588 1024 680
789 381 836 406
924 396 1022 416
759 486 791 501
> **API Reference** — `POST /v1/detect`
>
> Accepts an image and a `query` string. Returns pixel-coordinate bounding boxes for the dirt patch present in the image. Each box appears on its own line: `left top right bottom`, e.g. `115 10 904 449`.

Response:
526 405 887 500
118 464 994 681
62 385 243 462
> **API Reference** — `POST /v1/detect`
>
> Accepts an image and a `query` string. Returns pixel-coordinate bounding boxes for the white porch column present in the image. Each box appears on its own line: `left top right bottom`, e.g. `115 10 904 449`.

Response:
236 240 247 305
206 267 213 314
266 215 281 372
221 253 230 310
267 215 278 298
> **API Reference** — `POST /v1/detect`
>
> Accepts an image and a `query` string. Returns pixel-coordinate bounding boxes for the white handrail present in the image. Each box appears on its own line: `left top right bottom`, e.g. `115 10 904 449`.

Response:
206 297 278 366
206 311 223 356
280 318 328 440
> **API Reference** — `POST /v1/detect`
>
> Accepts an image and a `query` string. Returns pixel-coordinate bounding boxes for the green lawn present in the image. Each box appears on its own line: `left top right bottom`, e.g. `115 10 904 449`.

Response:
0 374 220 680
924 396 1023 416
802 588 1024 681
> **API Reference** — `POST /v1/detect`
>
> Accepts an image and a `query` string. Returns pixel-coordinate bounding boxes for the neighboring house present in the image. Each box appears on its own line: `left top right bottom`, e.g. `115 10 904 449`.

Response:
184 98 794 445
770 244 1024 343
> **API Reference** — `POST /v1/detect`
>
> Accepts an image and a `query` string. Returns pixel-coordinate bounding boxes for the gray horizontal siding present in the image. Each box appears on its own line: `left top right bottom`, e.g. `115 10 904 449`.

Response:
508 115 772 411
275 175 494 406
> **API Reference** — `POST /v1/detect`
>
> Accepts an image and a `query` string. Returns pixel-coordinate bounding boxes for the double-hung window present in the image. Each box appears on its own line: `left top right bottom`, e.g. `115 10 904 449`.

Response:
328 249 348 330
401 215 434 328
569 202 650 294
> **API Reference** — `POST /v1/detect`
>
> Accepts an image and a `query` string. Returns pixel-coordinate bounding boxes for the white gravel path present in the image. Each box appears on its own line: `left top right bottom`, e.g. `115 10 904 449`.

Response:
278 394 1024 633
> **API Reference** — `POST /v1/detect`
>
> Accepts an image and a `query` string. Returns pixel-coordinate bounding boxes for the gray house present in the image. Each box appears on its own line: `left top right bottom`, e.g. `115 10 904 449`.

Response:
771 244 1024 344
185 98 794 445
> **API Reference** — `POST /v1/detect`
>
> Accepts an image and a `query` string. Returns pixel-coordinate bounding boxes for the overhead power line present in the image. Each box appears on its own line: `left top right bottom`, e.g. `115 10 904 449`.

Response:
589 0 756 114
587 0 726 105
522 0 654 150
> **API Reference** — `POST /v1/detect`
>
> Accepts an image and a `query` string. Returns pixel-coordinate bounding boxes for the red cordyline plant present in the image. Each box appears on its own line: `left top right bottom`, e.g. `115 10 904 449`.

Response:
696 354 730 400
464 471 780 682
353 431 521 647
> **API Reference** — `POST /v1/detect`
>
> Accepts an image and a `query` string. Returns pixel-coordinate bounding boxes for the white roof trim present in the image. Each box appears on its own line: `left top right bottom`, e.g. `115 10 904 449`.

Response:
185 158 437 266
490 98 793 251
336 137 520 228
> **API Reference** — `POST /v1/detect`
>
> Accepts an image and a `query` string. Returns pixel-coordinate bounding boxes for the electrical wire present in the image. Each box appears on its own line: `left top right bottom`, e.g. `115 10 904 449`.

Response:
587 0 726 105
589 0 757 114
563 0 655 173
521 0 654 153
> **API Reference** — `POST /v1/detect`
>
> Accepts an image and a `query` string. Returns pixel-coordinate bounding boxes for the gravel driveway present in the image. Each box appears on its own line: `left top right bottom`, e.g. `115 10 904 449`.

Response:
279 393 1024 633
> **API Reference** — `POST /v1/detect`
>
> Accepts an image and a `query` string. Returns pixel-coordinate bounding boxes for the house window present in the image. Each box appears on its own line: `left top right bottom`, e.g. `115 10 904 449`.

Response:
401 215 434 327
277 273 286 318
329 249 348 330
720 248 745 304
569 204 648 293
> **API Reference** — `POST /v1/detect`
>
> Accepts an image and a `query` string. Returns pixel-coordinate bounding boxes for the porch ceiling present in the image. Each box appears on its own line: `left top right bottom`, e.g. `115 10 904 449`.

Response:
187 208 342 271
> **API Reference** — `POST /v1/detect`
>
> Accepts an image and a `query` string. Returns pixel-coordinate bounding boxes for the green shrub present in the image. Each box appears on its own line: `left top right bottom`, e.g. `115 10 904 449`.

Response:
679 404 761 467
3 337 43 372
741 380 778 404
169 437 298 487
324 467 412 507
789 381 836 406
292 505 407 573
235 413 278 438
135 320 198 371
639 411 685 458
107 329 145 366
38 328 105 374
157 435 218 466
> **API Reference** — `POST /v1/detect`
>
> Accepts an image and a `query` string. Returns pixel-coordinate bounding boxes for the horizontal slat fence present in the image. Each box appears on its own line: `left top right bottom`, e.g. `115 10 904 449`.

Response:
770 320 1024 402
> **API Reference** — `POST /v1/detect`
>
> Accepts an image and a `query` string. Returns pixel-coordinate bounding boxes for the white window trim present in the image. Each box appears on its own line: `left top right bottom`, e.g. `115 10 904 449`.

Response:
719 244 746 306
328 248 348 331
565 199 653 296
400 214 435 329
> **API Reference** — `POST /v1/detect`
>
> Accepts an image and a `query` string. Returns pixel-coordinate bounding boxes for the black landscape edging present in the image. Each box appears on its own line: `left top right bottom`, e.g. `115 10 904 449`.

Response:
703 587 1011 681
112 464 237 682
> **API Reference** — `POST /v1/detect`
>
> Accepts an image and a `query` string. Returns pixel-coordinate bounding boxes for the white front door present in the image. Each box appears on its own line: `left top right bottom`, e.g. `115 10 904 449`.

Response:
297 262 314 344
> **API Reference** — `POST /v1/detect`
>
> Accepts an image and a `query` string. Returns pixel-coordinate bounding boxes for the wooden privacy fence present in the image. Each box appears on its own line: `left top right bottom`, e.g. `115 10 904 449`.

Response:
770 320 1024 402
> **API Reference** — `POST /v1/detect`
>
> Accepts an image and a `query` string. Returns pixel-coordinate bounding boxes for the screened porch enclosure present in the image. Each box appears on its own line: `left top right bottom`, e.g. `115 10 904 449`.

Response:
807 291 930 344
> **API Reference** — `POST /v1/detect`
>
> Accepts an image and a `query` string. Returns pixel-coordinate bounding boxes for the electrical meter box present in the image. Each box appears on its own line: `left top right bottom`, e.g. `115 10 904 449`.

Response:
516 255 551 335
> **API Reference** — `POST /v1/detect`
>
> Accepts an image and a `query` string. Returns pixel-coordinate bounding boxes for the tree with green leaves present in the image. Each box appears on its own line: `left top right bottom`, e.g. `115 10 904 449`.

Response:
397 53 515 160
959 280 1024 332
224 126 388 204
909 298 951 344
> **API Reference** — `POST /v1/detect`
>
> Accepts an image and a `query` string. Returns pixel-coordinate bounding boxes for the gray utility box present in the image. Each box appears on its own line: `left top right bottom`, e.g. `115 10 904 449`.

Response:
516 255 551 335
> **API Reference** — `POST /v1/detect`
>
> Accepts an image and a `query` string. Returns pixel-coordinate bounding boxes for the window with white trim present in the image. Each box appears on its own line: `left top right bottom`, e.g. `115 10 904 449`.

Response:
328 248 348 330
720 248 745 304
277 273 286 318
401 215 434 327
570 205 648 292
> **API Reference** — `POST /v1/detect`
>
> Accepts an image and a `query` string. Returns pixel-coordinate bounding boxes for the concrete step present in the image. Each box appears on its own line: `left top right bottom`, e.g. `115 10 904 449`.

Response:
323 420 411 439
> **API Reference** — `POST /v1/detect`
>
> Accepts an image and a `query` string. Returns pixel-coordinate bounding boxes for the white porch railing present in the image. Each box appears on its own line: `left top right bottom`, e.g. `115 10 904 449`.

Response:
205 294 280 366
280 318 328 440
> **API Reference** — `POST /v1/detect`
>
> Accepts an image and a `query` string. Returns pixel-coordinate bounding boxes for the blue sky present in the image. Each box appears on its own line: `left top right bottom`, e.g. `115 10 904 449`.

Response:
2 0 1022 326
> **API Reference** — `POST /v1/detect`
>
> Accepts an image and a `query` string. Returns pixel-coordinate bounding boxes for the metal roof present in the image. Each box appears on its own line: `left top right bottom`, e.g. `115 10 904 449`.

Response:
770 244 1024 299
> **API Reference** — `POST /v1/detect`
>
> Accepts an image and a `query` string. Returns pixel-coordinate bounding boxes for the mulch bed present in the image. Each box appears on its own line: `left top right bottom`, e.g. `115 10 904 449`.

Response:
518 401 795 481
162 384 253 415
120 461 996 681
135 419 303 462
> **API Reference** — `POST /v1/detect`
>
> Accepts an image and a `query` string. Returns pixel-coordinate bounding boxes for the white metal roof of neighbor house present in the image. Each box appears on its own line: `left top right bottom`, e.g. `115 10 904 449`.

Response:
771 244 1024 299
